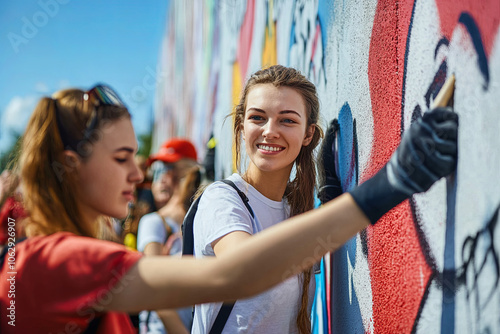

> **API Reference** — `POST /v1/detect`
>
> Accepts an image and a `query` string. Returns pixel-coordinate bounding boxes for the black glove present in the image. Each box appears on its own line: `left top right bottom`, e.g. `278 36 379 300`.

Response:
350 107 458 224
318 119 343 204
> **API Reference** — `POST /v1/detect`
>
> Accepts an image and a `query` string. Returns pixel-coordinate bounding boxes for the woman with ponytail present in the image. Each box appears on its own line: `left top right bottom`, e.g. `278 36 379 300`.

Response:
0 80 458 333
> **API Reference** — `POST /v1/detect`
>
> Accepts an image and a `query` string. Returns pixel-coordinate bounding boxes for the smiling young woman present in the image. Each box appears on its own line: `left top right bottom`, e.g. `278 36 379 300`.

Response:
242 83 316 188
0 78 458 334
191 66 323 334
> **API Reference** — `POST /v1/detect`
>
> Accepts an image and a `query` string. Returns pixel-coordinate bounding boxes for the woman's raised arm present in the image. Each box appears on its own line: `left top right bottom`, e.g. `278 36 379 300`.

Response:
104 193 367 312
104 106 458 313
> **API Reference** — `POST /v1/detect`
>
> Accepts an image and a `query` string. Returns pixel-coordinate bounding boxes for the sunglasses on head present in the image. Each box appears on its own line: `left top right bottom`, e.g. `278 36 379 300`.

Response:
152 162 176 182
55 84 126 152
81 84 126 142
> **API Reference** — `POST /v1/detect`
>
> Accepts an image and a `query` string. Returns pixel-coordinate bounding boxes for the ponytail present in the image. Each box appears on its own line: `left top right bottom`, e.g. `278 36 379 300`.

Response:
20 97 92 237
20 88 130 238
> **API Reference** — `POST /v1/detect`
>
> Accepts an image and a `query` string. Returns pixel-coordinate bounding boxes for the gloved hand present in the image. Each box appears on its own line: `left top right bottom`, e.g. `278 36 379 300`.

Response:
349 107 458 224
318 119 343 204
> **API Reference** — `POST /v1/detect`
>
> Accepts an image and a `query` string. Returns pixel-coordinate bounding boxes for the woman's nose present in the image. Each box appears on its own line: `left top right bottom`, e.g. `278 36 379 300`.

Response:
130 161 144 184
262 119 280 139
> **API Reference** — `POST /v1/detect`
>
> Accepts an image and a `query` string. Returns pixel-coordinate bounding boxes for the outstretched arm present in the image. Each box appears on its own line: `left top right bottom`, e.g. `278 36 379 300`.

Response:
104 107 458 313
104 193 367 312
142 243 190 333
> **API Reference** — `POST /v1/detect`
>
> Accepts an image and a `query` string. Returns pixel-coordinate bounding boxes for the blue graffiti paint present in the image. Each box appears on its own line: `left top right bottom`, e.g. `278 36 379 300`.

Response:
458 12 490 90
400 0 417 136
338 103 358 192
434 37 449 59
441 174 457 333
400 3 457 331
424 61 448 109
331 239 364 334
330 102 364 333
288 1 297 66
312 258 329 334
318 0 334 49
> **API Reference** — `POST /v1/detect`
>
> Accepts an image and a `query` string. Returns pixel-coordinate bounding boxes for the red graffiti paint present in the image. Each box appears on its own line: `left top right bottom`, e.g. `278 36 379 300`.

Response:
366 0 499 332
237 0 255 84
435 0 499 57
367 0 432 333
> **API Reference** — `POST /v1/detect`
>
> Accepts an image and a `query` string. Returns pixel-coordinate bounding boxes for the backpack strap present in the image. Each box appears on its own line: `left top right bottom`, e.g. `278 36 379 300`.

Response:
208 180 251 334
182 179 254 255
181 178 254 333
181 195 201 256
209 303 235 334
220 179 255 218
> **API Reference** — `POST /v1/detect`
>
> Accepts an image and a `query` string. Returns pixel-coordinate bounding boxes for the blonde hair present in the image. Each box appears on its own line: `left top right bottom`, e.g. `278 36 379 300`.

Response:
19 88 130 238
232 65 323 334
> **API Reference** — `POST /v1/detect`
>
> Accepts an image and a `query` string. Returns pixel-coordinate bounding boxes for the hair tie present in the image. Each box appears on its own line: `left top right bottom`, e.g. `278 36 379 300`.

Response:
53 98 79 151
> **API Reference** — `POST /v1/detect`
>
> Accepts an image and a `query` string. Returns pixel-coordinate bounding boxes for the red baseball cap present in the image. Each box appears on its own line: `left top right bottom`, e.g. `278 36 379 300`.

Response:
147 138 197 165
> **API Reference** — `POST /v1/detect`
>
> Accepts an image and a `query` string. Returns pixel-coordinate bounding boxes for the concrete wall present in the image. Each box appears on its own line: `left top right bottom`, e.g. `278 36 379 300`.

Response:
154 0 500 332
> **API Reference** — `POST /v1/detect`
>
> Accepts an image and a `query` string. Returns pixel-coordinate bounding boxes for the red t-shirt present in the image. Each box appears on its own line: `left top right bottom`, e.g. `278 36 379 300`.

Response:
0 232 143 333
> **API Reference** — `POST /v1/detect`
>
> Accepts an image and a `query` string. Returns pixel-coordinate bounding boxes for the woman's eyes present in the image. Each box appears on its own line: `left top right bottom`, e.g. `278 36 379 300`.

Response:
248 115 298 124
115 158 127 163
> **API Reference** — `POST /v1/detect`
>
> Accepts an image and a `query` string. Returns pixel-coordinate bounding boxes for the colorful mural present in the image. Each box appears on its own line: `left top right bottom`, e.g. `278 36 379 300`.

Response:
154 0 500 332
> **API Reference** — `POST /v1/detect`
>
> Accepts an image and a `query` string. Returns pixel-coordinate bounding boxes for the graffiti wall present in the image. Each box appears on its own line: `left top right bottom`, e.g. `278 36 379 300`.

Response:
154 0 500 332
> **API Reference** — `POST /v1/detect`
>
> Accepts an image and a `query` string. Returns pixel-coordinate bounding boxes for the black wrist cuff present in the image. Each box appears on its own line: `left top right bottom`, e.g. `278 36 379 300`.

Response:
318 177 343 204
349 166 409 224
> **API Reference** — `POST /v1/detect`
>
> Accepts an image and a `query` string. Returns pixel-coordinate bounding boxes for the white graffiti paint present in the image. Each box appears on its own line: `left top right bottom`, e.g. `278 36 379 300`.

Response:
154 1 500 331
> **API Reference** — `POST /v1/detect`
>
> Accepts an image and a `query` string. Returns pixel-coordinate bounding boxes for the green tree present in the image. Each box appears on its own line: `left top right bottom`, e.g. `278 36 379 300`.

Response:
0 134 22 172
137 132 152 158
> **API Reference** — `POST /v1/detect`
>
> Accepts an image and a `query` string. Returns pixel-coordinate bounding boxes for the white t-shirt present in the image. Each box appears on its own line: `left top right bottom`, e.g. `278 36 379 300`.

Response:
137 212 182 255
137 212 191 333
192 173 314 334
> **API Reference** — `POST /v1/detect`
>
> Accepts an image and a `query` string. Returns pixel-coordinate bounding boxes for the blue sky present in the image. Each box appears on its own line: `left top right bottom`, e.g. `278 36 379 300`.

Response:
0 0 169 156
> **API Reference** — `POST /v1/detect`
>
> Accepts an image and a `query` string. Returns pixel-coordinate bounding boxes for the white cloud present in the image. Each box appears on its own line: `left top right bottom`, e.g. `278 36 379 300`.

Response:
58 79 71 90
35 82 50 93
0 95 38 154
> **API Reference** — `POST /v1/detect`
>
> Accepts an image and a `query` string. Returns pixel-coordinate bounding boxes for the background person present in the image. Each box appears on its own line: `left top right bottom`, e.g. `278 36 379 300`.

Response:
137 138 201 333
0 170 27 246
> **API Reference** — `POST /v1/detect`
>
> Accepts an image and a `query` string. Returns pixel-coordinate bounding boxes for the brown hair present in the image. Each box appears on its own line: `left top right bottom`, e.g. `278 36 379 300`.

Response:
178 166 202 211
233 65 323 334
19 88 130 238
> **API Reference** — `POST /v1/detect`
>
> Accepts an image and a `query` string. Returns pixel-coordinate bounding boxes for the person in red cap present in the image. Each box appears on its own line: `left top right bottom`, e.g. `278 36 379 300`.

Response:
147 138 198 212
148 138 198 165
137 138 201 333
